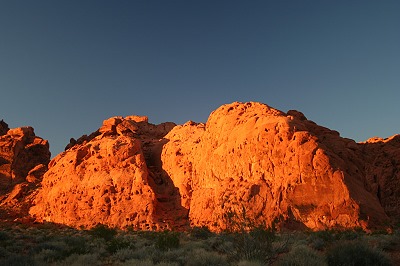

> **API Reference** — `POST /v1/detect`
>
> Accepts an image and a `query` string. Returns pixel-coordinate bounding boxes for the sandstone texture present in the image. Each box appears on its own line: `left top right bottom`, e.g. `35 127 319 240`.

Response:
0 121 50 221
23 101 400 231
361 136 400 222
161 102 393 231
30 116 187 230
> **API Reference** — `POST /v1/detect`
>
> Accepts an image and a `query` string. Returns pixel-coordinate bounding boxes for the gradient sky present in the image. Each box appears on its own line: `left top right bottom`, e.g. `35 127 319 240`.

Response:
1 0 399 157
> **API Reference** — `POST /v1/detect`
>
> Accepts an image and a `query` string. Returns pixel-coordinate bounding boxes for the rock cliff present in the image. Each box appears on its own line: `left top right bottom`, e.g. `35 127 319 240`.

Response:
4 101 397 231
30 116 187 230
361 136 400 222
0 121 50 221
161 102 390 231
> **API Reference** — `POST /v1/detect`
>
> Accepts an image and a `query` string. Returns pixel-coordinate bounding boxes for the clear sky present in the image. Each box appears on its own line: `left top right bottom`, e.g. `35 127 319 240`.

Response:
1 0 399 157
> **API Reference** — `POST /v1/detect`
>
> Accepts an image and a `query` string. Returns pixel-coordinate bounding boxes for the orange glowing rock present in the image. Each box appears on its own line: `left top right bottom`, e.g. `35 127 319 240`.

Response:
20 102 400 231
0 121 50 220
29 117 187 230
161 102 390 231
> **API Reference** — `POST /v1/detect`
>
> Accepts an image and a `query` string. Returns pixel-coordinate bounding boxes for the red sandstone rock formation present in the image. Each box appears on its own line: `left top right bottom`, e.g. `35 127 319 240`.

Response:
29 116 187 230
27 102 400 231
161 102 391 231
0 121 50 220
361 135 400 222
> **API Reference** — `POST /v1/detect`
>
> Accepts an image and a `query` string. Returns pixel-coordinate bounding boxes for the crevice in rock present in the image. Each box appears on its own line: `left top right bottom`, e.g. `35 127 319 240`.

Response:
142 138 189 231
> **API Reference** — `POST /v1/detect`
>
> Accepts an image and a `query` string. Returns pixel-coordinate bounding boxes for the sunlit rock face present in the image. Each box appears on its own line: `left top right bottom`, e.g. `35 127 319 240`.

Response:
161 102 390 231
28 102 399 231
30 116 188 230
0 121 50 220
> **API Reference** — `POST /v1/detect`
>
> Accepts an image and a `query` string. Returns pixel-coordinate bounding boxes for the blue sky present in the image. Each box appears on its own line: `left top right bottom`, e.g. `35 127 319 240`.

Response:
1 0 399 157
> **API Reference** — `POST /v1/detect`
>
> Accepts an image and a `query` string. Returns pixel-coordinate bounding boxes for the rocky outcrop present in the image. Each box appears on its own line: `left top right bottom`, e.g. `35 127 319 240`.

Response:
27 102 400 231
0 122 50 221
30 116 187 230
161 102 391 231
361 136 400 222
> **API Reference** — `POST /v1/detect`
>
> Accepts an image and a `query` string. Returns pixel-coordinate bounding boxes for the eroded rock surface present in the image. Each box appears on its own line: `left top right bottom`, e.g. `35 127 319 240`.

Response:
30 116 187 230
26 102 400 231
161 102 392 231
361 136 400 222
0 121 50 221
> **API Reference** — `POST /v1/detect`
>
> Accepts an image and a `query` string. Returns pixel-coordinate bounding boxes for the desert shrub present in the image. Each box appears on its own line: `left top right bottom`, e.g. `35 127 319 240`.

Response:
115 245 158 262
136 230 159 240
63 235 88 255
0 246 9 259
366 232 400 252
237 260 265 266
181 237 210 252
112 247 139 262
307 229 339 250
190 226 213 240
277 245 326 266
186 248 229 266
155 231 180 251
0 254 34 266
336 230 360 241
309 236 326 250
0 231 9 242
88 224 117 241
223 206 257 233
154 248 188 265
34 248 63 264
32 240 71 262
326 241 391 266
58 253 101 266
157 262 180 266
4 239 27 254
209 234 235 253
119 259 155 266
106 237 132 253
309 230 335 242
229 226 277 263
272 235 291 254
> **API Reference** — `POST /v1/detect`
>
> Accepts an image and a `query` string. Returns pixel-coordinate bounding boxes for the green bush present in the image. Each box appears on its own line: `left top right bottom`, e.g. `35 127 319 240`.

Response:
0 254 34 266
231 226 277 263
58 253 101 266
0 231 9 242
190 226 213 240
186 248 228 266
63 235 88 255
88 224 117 241
32 239 72 262
278 245 326 266
326 241 391 266
155 231 180 251
157 248 187 265
106 237 132 253
237 260 265 266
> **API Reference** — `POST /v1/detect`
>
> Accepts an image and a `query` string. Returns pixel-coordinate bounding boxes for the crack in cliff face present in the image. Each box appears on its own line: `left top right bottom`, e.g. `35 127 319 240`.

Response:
141 138 189 230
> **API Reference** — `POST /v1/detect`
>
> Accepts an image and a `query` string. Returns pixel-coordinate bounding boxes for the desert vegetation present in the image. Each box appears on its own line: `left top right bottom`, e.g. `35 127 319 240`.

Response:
0 222 398 266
